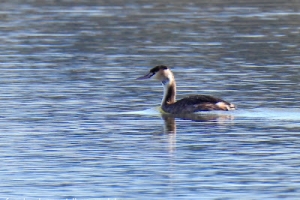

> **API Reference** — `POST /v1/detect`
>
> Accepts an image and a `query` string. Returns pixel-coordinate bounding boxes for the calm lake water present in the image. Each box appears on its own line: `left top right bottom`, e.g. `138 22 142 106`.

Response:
1 0 300 199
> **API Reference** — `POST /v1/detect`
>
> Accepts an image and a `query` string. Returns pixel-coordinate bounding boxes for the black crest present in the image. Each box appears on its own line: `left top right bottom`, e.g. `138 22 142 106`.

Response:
150 65 168 74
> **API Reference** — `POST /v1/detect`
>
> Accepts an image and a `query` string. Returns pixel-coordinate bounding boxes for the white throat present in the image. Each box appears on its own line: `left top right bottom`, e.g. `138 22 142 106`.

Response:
161 77 176 106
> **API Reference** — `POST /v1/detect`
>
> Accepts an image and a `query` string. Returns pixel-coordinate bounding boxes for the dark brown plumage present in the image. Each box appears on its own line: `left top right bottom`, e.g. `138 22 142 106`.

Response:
162 95 233 114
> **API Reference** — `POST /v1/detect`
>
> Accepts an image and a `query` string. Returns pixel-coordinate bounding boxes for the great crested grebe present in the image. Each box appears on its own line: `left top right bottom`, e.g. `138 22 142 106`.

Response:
137 65 236 114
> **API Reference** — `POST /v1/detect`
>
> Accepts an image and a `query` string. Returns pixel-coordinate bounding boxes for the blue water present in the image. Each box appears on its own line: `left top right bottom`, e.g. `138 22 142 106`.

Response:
1 0 300 199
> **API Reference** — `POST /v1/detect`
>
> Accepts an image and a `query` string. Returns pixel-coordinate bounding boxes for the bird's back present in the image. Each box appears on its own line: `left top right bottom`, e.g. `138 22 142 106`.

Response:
162 95 235 114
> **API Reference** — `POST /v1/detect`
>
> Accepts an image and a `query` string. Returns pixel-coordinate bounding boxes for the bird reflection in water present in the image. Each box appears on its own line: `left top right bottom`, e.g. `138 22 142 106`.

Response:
161 113 234 152
162 113 234 133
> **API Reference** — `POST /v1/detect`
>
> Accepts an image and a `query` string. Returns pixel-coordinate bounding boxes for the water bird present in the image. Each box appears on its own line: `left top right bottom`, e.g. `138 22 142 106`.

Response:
137 65 235 114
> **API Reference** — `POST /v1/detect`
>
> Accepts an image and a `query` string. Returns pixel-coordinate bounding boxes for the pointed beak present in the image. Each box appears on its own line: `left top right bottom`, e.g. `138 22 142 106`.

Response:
136 72 153 80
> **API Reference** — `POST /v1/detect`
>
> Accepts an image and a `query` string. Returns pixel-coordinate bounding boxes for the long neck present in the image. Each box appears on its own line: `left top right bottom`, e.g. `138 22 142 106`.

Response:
161 79 176 106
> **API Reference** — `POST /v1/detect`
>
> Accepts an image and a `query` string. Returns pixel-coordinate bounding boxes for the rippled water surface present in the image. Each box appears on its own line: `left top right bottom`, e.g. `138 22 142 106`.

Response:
1 0 300 199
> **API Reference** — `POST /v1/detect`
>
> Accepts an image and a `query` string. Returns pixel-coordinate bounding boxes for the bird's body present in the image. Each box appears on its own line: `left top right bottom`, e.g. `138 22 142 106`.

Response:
137 65 235 114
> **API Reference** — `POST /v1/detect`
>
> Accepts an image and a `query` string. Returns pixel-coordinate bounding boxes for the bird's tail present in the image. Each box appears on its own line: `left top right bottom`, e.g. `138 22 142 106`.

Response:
228 103 236 110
